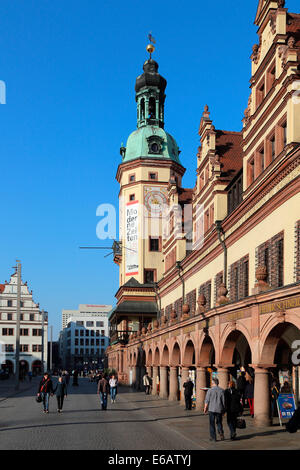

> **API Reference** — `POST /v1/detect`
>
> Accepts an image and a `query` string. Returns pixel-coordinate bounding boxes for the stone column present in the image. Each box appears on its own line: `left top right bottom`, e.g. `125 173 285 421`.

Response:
217 367 229 390
152 366 158 396
254 367 271 427
146 366 151 376
169 366 178 401
181 367 189 405
160 366 168 399
196 367 207 411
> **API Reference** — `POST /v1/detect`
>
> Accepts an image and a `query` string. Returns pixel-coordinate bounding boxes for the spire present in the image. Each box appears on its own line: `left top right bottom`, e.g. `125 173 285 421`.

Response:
135 43 167 129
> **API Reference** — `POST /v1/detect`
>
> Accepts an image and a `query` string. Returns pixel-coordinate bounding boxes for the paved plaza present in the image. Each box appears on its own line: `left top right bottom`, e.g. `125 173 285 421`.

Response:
0 377 299 450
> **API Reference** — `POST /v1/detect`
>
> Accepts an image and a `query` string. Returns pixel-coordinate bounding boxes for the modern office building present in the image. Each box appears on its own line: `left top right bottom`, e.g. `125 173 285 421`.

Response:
60 304 111 370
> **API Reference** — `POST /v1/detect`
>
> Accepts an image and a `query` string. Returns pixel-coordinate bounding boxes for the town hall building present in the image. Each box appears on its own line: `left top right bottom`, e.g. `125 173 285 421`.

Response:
107 0 300 427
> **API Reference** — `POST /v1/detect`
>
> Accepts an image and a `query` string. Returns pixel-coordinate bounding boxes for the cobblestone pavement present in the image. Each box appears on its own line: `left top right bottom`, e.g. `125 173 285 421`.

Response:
0 376 39 401
0 377 299 450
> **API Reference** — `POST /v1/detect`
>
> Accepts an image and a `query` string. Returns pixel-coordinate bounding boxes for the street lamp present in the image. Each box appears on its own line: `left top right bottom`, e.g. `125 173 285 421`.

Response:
40 310 48 375
14 260 21 391
151 281 161 321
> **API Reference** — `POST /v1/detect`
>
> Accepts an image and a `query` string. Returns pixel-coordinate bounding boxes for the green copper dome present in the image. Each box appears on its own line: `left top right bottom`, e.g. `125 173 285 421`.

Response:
119 57 182 166
122 126 181 164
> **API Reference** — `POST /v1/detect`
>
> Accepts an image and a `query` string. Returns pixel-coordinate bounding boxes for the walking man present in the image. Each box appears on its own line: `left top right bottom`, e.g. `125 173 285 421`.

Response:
224 381 243 440
143 372 151 395
37 372 54 414
183 377 194 410
204 377 225 441
98 374 109 410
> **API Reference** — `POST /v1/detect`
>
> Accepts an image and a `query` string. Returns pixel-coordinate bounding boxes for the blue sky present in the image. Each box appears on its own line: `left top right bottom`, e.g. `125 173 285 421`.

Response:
0 0 298 340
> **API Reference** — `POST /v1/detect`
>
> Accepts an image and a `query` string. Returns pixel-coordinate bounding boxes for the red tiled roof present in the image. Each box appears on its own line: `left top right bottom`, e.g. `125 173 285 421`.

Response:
215 130 243 177
0 284 5 293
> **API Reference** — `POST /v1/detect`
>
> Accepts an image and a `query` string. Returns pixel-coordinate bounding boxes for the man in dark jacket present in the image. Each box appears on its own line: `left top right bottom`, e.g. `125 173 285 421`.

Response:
236 371 246 405
183 377 194 410
97 374 109 410
225 381 243 440
37 372 54 413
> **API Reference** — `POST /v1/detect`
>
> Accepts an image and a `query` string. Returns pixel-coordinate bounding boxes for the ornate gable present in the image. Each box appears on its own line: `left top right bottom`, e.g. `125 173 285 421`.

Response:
255 0 285 27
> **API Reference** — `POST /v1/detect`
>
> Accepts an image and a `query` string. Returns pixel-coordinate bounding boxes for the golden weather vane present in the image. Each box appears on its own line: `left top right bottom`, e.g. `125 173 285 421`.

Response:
147 32 156 59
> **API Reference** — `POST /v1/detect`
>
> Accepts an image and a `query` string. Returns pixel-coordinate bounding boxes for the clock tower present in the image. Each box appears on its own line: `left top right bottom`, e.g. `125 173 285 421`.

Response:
110 45 185 350
116 48 185 288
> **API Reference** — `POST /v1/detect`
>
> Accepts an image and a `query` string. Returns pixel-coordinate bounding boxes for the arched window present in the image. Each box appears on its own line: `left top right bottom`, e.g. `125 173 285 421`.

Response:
140 98 145 119
148 97 156 119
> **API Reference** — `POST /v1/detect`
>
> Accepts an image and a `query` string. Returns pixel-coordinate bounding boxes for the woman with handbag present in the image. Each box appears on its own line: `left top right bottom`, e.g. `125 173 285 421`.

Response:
37 372 54 413
225 381 244 440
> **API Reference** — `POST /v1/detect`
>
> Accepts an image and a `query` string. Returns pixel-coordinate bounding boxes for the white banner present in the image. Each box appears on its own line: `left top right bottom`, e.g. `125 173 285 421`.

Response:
125 200 139 276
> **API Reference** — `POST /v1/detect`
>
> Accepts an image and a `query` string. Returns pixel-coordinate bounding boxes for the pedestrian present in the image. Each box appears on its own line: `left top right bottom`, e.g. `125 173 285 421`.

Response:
143 372 151 395
236 371 246 406
203 378 226 442
183 377 194 410
280 380 291 393
37 372 54 413
271 380 279 419
98 374 109 410
109 374 118 403
96 371 101 384
28 370 33 382
72 369 79 386
54 376 68 413
244 372 254 418
65 370 70 387
225 380 243 440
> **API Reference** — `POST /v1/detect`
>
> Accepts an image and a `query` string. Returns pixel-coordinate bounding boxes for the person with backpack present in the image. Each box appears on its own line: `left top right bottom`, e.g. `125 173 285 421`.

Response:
37 372 54 413
53 376 68 413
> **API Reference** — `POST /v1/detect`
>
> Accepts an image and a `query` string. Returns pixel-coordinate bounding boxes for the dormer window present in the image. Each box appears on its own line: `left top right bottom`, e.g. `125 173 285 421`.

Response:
147 135 163 155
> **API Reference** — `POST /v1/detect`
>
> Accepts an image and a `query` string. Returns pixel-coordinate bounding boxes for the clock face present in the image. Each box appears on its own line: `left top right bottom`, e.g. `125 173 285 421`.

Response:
144 190 168 214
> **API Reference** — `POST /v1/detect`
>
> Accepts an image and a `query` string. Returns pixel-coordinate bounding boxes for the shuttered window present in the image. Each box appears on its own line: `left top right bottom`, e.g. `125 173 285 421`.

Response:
174 298 183 318
229 255 249 301
186 289 196 315
214 271 224 304
256 231 284 288
198 280 212 309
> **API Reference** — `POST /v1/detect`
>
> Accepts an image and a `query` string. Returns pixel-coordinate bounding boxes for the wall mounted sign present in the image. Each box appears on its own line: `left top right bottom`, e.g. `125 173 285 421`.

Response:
259 297 300 315
277 393 296 426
